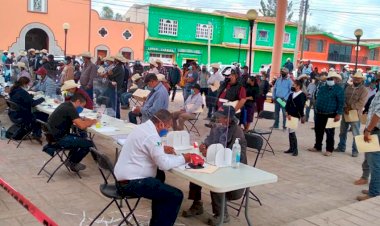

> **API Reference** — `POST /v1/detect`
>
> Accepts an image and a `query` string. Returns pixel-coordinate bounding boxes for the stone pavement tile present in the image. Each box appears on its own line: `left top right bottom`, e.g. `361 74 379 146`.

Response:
284 219 318 226
345 215 379 226
331 219 359 226
0 218 23 226
304 209 352 225
337 206 377 222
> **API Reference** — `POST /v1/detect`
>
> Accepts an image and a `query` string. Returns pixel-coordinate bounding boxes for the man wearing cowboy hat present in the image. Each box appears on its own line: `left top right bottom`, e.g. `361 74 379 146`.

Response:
206 63 224 119
283 57 294 75
16 62 32 83
148 60 159 75
273 67 293 129
61 80 93 110
79 51 97 99
335 71 368 157
120 73 144 109
168 63 181 102
308 71 344 156
107 54 127 118
156 59 168 77
32 67 57 97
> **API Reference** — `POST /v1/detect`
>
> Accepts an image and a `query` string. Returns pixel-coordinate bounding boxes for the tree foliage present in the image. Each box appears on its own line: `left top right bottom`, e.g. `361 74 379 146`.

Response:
114 13 123 21
101 6 114 19
259 0 294 21
306 25 325 33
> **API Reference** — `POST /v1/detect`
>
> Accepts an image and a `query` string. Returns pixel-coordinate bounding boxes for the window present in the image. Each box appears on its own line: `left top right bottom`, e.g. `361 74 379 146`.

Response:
149 53 174 64
283 33 290 44
159 19 178 36
303 38 310 51
28 0 47 13
369 49 379 61
97 50 108 59
328 44 352 62
122 30 132 40
196 24 213 40
258 30 268 41
122 52 132 60
233 27 246 39
317 40 324 52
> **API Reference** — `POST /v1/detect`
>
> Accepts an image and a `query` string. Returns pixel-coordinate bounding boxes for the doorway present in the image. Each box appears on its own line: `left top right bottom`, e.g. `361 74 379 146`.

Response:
25 28 48 51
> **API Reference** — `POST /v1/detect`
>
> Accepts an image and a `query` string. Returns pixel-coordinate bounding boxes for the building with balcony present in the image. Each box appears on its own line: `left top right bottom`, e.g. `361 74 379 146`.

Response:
0 0 145 60
125 4 298 72
299 32 380 72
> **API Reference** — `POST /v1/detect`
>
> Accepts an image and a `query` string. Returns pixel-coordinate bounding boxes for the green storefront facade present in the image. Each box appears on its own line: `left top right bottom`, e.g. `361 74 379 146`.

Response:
143 5 298 72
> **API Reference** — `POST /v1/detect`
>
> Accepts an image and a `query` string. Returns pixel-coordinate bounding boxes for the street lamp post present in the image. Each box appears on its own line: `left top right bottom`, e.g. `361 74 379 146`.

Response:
237 33 244 64
246 9 258 76
63 23 71 56
354 28 363 72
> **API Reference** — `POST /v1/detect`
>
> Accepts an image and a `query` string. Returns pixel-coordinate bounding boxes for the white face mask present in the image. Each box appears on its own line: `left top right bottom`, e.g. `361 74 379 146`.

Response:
37 75 42 80
23 86 30 91
326 80 335 86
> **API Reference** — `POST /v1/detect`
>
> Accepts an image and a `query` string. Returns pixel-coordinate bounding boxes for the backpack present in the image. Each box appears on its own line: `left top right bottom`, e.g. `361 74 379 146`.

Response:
5 124 30 140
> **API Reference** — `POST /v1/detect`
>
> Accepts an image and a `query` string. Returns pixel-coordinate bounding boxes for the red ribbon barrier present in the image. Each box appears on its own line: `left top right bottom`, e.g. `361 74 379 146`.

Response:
0 178 58 226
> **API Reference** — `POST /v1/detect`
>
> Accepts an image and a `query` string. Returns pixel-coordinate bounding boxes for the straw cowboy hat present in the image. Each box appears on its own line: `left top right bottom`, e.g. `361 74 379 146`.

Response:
61 80 79 91
155 59 163 64
102 56 114 62
156 73 167 82
28 48 36 53
297 74 309 80
131 74 142 82
35 50 40 54
210 63 220 69
80 51 92 58
352 71 365 79
16 62 27 69
327 71 342 80
41 49 48 54
113 54 127 63
19 51 27 57
149 59 158 67
2 50 8 53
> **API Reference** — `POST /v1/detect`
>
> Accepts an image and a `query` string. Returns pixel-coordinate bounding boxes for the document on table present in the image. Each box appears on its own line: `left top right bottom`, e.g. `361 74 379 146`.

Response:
285 116 299 130
344 110 359 122
91 126 119 133
325 118 341 128
176 163 219 174
355 135 380 153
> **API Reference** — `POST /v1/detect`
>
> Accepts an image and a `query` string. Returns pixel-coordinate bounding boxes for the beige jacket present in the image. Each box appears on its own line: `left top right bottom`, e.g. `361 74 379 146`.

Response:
344 84 368 115
60 63 74 84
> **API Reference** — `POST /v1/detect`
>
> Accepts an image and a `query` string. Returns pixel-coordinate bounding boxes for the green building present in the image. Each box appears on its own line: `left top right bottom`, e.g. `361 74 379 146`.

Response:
125 4 298 72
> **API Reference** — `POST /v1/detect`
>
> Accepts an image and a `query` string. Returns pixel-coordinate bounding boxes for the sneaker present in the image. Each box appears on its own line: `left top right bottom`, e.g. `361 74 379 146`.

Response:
307 148 320 152
323 152 332 156
67 162 86 172
354 178 368 185
182 201 204 217
362 190 369 194
357 194 373 201
333 148 345 153
207 214 230 226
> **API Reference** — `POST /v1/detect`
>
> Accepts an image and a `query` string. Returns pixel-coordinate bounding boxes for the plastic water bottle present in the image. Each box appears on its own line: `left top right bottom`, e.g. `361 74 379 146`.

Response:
231 138 241 168
1 127 6 140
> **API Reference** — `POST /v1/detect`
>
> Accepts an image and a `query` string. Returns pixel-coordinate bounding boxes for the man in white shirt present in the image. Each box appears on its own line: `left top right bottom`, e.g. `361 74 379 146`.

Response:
114 109 191 226
172 84 203 131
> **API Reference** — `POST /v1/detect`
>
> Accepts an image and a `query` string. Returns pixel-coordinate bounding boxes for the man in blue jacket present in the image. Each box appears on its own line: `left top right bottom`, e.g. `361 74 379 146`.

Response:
273 67 292 129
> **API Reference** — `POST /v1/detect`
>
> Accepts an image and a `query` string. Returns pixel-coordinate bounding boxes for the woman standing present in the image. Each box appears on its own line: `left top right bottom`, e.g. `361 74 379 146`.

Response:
241 76 259 131
284 80 306 156
256 72 270 115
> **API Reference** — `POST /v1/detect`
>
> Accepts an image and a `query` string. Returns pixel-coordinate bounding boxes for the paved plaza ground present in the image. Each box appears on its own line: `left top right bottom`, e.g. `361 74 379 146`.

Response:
0 94 379 226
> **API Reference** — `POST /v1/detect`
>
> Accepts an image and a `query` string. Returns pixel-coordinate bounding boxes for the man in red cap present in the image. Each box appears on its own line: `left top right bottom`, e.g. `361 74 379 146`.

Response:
32 67 57 97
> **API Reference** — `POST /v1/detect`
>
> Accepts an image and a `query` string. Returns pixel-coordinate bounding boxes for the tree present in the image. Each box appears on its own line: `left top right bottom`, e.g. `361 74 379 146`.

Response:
114 13 123 21
306 25 325 33
101 6 114 19
259 0 294 21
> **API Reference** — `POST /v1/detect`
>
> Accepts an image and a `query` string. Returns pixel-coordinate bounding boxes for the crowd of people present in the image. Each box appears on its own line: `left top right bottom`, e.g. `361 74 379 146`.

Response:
2 48 380 225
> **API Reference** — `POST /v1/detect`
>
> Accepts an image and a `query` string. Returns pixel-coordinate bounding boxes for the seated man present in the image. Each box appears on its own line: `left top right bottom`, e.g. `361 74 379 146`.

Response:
128 73 169 124
32 67 57 97
48 93 97 172
114 109 192 226
172 84 203 131
120 74 145 109
182 106 247 225
61 80 93 110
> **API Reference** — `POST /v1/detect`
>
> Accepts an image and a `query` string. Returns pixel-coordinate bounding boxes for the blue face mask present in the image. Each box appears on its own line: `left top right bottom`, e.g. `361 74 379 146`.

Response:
77 106 84 114
188 66 193 70
67 92 74 97
159 129 169 137
104 62 109 67
190 89 195 95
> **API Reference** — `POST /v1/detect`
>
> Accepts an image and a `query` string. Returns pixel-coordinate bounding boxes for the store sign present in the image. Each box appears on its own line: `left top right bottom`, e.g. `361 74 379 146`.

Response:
146 47 176 53
178 49 202 54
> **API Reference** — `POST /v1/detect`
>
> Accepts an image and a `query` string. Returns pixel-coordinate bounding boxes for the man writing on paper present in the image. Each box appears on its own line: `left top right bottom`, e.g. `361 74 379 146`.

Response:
272 67 292 130
172 84 203 131
357 91 380 201
114 109 192 226
182 106 247 225
308 71 344 156
128 73 169 124
335 71 368 157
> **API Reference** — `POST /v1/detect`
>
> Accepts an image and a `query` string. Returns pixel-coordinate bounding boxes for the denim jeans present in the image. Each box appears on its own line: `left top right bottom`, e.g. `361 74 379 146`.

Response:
367 131 380 197
57 134 94 163
337 118 360 154
120 92 132 106
183 88 191 102
274 102 286 128
117 177 183 226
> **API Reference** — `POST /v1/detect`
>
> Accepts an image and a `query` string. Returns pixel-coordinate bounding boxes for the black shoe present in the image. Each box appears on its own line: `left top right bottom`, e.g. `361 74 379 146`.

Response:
182 201 204 217
292 150 298 156
284 149 293 154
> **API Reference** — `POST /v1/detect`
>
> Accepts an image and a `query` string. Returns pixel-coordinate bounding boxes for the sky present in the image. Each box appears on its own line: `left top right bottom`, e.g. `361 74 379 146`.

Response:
92 0 380 40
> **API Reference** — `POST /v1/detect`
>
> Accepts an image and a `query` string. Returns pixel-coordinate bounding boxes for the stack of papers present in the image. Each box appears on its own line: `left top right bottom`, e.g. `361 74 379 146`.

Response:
344 110 359 122
325 118 341 128
355 135 380 153
132 89 150 99
186 163 219 174
285 116 299 130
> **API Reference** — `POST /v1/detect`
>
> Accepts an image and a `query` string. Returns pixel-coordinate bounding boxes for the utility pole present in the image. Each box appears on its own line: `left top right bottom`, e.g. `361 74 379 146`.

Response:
293 0 304 71
300 0 309 60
